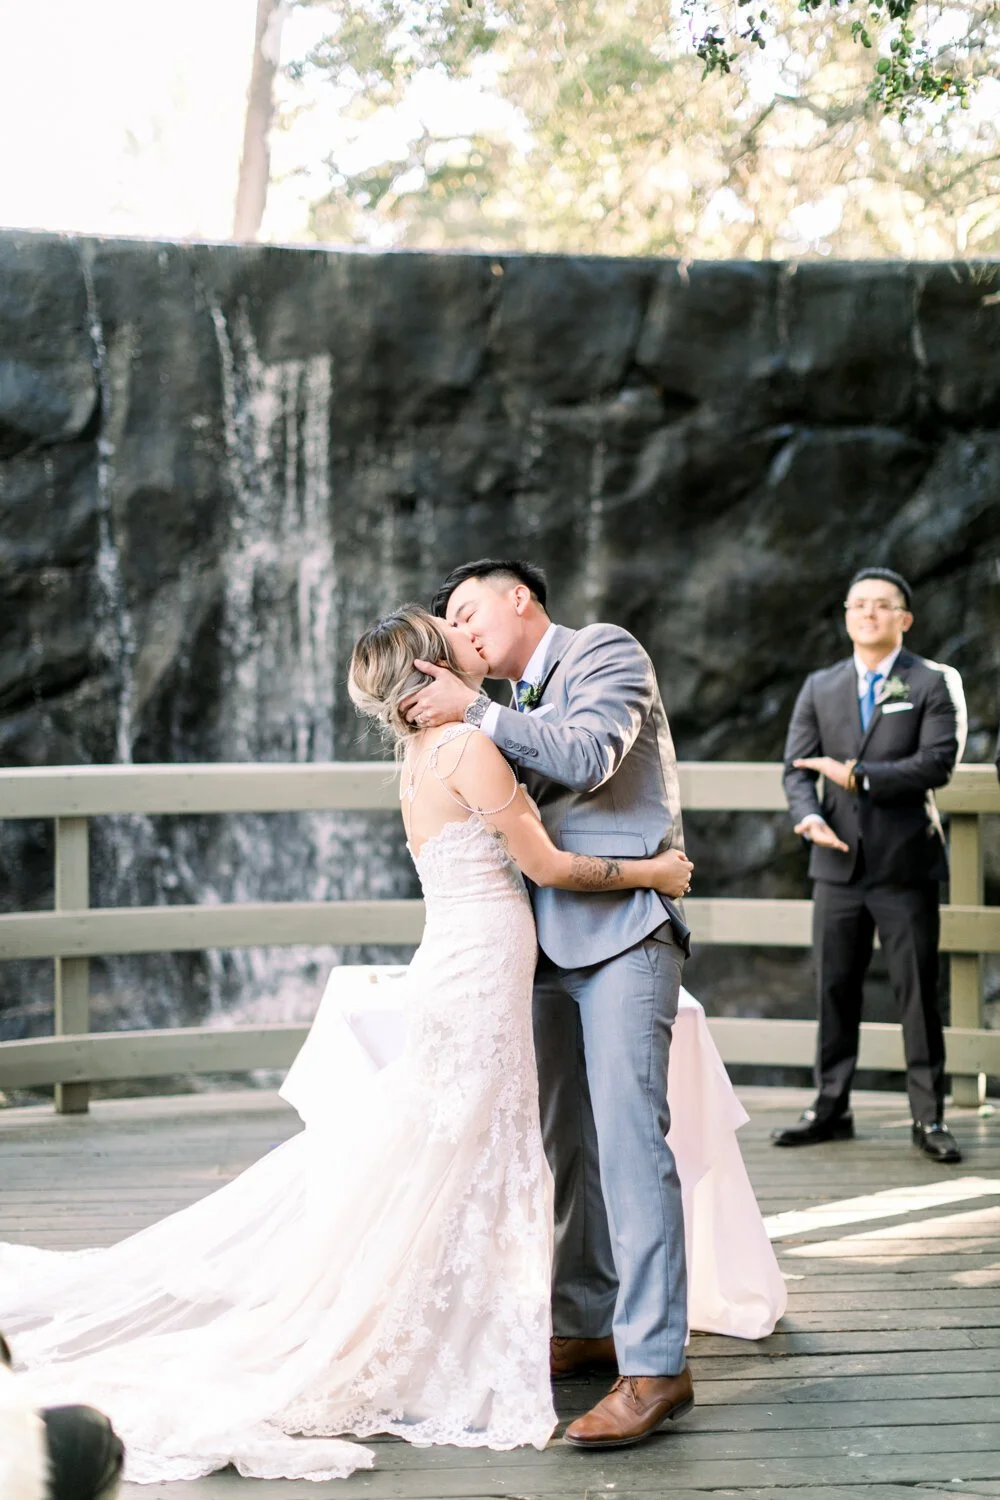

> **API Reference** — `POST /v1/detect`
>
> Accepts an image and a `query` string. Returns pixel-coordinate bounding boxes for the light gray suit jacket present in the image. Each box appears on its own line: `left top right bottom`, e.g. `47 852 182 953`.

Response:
492 622 690 968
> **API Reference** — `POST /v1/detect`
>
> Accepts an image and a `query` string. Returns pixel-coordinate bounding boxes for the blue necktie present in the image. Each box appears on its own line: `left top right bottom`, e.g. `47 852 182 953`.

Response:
515 679 532 712
860 670 883 732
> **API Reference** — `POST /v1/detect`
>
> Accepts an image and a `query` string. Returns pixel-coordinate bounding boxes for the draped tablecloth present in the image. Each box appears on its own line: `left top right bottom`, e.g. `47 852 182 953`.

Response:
281 967 786 1341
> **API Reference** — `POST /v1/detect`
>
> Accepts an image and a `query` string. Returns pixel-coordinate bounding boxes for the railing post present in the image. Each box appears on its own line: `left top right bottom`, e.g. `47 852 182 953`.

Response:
948 811 984 1108
54 816 90 1114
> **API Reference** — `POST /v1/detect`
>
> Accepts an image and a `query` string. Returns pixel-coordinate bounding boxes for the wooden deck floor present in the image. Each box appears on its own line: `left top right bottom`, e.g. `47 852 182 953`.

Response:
2 1086 999 1500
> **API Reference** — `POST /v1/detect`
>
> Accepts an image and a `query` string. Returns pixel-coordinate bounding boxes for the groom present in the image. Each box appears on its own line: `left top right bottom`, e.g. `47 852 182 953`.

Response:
405 559 694 1449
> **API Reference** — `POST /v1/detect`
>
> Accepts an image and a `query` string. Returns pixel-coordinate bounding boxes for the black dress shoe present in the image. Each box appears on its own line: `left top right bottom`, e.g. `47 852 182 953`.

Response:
771 1110 854 1147
912 1121 962 1163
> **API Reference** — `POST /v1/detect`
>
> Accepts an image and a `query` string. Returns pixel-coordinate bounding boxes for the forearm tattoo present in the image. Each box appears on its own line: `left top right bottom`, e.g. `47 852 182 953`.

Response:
570 854 622 890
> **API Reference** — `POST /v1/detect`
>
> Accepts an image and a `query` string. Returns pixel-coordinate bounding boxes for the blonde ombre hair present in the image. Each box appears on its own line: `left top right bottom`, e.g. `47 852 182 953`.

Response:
348 605 476 745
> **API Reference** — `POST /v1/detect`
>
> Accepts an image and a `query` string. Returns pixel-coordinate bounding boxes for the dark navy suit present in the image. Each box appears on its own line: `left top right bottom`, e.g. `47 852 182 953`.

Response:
783 648 964 1124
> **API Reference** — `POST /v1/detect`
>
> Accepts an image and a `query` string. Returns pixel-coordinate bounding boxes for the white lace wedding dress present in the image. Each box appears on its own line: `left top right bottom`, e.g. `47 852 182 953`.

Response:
0 727 556 1481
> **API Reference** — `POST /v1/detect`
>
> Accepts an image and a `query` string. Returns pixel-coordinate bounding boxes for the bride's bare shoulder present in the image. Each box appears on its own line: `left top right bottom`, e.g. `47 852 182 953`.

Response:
433 725 513 799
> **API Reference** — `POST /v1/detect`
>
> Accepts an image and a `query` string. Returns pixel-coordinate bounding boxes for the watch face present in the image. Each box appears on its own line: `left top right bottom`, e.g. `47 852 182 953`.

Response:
464 694 489 726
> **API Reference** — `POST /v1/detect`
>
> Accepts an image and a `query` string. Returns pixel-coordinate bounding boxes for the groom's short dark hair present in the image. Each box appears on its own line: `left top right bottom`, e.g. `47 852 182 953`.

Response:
847 566 913 609
432 559 548 617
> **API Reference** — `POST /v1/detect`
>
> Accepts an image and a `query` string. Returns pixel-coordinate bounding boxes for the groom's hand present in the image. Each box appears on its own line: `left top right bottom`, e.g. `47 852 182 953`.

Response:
793 755 853 790
405 661 479 728
793 815 850 853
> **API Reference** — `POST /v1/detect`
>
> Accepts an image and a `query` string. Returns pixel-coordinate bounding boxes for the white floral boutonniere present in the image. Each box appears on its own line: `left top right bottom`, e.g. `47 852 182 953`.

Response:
516 681 544 712
876 675 910 705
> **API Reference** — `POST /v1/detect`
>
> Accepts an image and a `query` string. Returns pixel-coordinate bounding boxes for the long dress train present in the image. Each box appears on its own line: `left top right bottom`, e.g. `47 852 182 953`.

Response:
0 799 555 1482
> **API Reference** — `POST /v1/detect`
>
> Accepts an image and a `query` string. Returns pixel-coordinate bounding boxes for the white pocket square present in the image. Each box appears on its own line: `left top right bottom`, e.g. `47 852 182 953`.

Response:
881 701 914 714
527 703 555 718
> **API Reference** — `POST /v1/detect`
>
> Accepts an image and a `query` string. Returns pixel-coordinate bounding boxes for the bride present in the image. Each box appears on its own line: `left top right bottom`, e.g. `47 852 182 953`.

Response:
0 606 692 1484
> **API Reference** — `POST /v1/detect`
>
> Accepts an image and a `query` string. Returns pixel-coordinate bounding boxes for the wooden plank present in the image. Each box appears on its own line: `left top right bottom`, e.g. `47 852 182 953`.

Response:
0 758 995 820
775 1256 1000 1281
941 904 1000 954
3 896 997 962
53 816 90 1115
328 1460 1000 1497
780 1271 1000 1293
685 896 814 945
349 1423 1000 1463
706 1018 1000 1074
773 1308 1000 1331
783 1291 1000 1311
116 1486 994 1500
116 1481 1000 1500
678 761 787 810
0 761 401 818
685 1372 1000 1403
689 1346 1000 1379
4 1017 1000 1090
950 812 986 1106
548 1394 1000 1429
691 1327 1000 1356
0 1024 309 1087
938 763 1000 813
0 898 426 958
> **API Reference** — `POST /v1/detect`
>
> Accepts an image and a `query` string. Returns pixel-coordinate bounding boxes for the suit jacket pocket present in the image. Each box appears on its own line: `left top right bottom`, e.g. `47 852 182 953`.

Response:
559 829 648 856
881 702 915 715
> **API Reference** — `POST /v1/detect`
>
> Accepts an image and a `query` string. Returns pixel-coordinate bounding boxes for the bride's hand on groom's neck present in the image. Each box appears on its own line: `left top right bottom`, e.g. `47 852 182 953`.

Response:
405 661 480 730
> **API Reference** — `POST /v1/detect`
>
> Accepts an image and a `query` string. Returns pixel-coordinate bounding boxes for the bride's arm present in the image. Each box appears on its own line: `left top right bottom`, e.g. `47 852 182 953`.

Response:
448 731 692 898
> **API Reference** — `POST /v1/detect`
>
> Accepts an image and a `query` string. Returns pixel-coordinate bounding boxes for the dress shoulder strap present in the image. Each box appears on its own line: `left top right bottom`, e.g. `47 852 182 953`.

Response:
429 725 520 816
436 723 478 749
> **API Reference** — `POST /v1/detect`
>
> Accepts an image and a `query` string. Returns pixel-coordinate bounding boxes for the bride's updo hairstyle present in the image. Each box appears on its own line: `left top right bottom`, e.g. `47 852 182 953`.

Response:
348 605 474 745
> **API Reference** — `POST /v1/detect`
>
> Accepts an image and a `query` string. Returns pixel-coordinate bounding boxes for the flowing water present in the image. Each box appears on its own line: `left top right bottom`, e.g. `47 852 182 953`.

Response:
87 299 413 1040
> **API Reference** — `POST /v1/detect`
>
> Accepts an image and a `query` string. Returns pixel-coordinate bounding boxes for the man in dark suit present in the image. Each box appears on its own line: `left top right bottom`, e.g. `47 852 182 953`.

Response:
775 567 966 1163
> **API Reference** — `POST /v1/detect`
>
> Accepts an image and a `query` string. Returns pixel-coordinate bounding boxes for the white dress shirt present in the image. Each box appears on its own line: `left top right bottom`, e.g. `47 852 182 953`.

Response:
480 623 559 741
854 646 902 698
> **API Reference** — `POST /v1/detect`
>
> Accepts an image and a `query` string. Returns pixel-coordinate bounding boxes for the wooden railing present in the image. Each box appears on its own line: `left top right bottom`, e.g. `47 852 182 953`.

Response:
1 761 997 1113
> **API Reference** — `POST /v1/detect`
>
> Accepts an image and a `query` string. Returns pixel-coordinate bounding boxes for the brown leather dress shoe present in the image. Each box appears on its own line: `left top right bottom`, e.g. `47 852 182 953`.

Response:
550 1334 618 1380
563 1369 694 1448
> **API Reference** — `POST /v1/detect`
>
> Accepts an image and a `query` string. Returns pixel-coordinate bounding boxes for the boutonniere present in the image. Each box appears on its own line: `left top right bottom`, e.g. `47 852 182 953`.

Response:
517 681 544 712
876 676 910 705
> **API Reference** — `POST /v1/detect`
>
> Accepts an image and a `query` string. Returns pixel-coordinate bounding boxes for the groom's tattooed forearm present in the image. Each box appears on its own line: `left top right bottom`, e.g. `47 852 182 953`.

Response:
570 854 622 890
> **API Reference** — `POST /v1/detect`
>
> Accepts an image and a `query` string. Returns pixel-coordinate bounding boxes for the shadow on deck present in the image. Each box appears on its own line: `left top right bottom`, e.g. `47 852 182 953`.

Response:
2 1086 999 1500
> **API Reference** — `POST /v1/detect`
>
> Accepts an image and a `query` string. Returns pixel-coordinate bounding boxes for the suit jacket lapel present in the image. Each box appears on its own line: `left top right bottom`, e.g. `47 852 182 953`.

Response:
511 624 575 710
535 654 563 702
833 658 863 754
858 647 913 756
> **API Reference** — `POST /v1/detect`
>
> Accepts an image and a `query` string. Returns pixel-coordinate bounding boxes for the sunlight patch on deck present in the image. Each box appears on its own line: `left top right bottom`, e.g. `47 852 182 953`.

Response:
785 1203 1000 1261
765 1177 1000 1241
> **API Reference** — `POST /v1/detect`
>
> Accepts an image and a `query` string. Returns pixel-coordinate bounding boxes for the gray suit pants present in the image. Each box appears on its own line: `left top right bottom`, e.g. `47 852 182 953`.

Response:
532 923 688 1376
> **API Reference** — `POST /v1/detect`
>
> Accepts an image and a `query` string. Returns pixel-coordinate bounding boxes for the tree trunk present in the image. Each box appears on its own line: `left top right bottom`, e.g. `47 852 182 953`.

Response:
233 0 285 241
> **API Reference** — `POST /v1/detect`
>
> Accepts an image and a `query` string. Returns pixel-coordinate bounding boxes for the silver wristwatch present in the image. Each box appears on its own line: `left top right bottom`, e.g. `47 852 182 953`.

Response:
463 692 491 728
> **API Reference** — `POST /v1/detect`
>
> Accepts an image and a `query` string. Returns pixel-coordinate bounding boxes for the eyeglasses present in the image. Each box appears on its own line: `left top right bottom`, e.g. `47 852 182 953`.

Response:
844 600 906 614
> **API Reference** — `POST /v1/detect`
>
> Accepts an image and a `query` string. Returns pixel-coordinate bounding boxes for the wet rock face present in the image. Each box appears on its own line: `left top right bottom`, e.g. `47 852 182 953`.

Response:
1 232 998 1041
